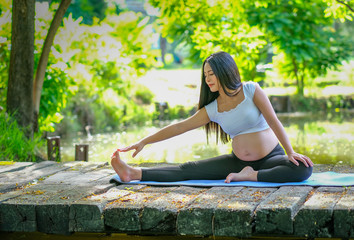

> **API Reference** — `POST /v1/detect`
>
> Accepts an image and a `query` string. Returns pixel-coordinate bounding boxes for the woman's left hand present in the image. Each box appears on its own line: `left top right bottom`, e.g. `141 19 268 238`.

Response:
287 152 314 167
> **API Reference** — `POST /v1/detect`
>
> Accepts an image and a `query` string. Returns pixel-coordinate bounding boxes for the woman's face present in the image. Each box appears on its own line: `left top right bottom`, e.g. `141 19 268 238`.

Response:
204 62 220 92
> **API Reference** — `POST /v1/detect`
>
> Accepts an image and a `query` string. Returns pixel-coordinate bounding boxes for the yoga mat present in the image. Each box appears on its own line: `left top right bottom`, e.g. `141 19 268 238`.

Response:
110 171 354 187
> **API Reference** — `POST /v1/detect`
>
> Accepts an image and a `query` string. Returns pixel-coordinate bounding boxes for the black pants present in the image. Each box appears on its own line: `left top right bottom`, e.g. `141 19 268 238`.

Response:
141 144 313 183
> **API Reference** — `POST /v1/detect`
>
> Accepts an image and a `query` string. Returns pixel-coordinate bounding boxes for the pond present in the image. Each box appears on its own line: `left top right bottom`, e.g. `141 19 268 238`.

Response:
59 111 353 166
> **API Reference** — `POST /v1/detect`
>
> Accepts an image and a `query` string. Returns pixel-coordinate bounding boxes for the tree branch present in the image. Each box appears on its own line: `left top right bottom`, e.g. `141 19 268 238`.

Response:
32 0 71 131
336 0 354 13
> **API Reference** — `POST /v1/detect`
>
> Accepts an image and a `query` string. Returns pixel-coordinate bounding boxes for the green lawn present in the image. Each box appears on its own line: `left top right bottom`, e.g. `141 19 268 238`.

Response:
137 61 354 109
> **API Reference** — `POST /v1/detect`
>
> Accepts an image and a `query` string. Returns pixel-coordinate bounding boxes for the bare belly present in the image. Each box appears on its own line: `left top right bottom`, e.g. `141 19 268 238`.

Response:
232 128 279 161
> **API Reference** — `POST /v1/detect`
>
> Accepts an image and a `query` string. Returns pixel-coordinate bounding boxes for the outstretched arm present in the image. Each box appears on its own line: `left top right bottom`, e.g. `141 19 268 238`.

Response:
118 108 210 157
253 84 313 167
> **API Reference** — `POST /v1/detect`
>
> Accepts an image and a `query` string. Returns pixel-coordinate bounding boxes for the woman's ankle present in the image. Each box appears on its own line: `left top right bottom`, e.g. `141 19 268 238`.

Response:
131 167 142 181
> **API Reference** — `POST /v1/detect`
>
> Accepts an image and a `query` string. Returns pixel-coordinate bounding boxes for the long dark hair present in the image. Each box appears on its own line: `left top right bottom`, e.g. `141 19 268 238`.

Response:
198 51 242 144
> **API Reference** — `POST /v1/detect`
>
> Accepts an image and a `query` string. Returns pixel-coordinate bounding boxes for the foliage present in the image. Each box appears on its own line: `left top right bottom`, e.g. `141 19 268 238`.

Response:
56 3 159 132
151 0 353 95
33 2 77 132
43 0 107 25
0 111 44 162
247 0 353 95
150 0 269 82
289 94 353 112
1 1 159 136
65 0 107 25
322 0 354 21
134 84 154 105
1 0 353 147
0 0 11 109
167 105 196 120
191 142 220 160
52 2 160 134
0 2 77 132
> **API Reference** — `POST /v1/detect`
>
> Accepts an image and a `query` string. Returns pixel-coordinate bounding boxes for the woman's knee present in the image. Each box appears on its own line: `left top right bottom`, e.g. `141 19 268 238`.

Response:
296 162 313 181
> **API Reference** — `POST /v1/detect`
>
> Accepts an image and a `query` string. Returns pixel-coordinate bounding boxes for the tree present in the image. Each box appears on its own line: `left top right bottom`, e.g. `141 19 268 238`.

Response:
324 0 354 21
151 0 353 96
7 0 35 138
150 0 268 82
247 0 353 95
33 0 71 132
6 0 72 139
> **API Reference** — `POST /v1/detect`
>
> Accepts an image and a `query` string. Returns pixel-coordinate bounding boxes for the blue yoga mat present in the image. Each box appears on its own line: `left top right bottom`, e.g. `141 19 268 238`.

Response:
110 171 354 187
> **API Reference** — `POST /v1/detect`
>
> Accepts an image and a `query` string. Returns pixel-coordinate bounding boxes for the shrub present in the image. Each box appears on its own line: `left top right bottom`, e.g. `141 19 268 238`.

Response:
0 111 44 162
134 84 154 105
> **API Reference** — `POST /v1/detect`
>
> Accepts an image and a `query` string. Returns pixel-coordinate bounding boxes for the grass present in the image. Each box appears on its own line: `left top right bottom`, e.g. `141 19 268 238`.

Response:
0 111 44 162
138 60 354 111
264 59 354 97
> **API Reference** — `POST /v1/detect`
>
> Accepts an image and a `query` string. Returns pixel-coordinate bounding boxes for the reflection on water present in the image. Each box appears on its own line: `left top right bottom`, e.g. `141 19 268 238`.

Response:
277 112 353 165
60 112 353 165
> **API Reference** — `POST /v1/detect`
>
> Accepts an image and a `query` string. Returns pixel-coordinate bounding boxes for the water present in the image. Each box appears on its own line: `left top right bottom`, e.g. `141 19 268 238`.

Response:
59 111 353 166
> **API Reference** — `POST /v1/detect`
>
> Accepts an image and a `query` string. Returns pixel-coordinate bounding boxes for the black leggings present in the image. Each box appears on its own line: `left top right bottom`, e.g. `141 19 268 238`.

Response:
141 144 312 183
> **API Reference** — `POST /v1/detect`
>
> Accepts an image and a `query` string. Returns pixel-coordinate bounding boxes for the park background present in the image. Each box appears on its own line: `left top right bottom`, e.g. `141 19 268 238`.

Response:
0 0 353 166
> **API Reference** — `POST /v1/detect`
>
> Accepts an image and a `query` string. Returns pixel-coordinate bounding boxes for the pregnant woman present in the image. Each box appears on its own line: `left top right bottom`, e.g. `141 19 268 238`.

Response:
111 51 313 183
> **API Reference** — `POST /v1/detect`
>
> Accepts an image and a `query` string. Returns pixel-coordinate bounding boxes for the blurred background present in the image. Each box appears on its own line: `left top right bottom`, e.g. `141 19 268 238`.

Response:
0 0 353 166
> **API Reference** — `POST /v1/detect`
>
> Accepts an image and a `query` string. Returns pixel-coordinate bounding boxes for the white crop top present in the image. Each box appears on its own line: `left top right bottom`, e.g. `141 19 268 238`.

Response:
205 81 269 138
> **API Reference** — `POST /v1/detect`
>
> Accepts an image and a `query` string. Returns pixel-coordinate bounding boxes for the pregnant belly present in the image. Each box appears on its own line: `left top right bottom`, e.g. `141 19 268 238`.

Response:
232 128 279 161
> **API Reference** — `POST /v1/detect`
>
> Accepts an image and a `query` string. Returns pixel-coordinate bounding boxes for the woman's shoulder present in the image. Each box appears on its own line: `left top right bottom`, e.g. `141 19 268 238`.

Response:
242 81 259 88
204 99 217 119
205 99 217 109
242 81 259 97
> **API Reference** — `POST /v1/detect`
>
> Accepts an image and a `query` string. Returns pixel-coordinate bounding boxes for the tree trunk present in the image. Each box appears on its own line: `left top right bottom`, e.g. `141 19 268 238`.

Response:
159 36 167 64
33 0 71 132
299 75 305 96
291 57 304 96
7 0 35 139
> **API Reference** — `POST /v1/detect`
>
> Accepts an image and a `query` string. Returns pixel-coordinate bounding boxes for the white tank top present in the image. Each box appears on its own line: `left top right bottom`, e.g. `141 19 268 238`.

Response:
204 81 269 139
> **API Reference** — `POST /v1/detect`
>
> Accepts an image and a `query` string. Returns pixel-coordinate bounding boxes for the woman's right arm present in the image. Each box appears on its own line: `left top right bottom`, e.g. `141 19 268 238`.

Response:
118 107 210 157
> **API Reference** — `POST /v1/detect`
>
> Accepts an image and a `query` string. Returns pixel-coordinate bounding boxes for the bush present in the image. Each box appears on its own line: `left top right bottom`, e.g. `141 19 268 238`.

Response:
168 105 196 119
290 95 353 112
0 111 44 162
134 84 154 105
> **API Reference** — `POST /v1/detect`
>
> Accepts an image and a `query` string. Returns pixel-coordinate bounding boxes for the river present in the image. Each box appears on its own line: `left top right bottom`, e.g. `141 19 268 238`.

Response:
58 111 353 166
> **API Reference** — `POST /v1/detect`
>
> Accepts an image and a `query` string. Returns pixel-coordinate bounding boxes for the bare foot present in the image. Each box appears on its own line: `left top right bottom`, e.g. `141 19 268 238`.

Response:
224 166 258 183
110 151 142 182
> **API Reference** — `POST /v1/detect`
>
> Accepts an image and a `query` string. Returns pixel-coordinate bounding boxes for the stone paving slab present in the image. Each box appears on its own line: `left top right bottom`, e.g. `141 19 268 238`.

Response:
0 162 352 238
41 166 113 186
0 162 34 174
36 179 116 235
35 185 111 235
214 187 276 237
0 161 74 192
0 184 68 232
104 187 169 232
70 168 115 185
332 164 354 173
0 161 55 179
255 186 313 235
69 184 145 233
312 164 334 173
333 187 354 238
177 187 244 236
141 186 206 235
294 186 346 238
0 162 114 235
